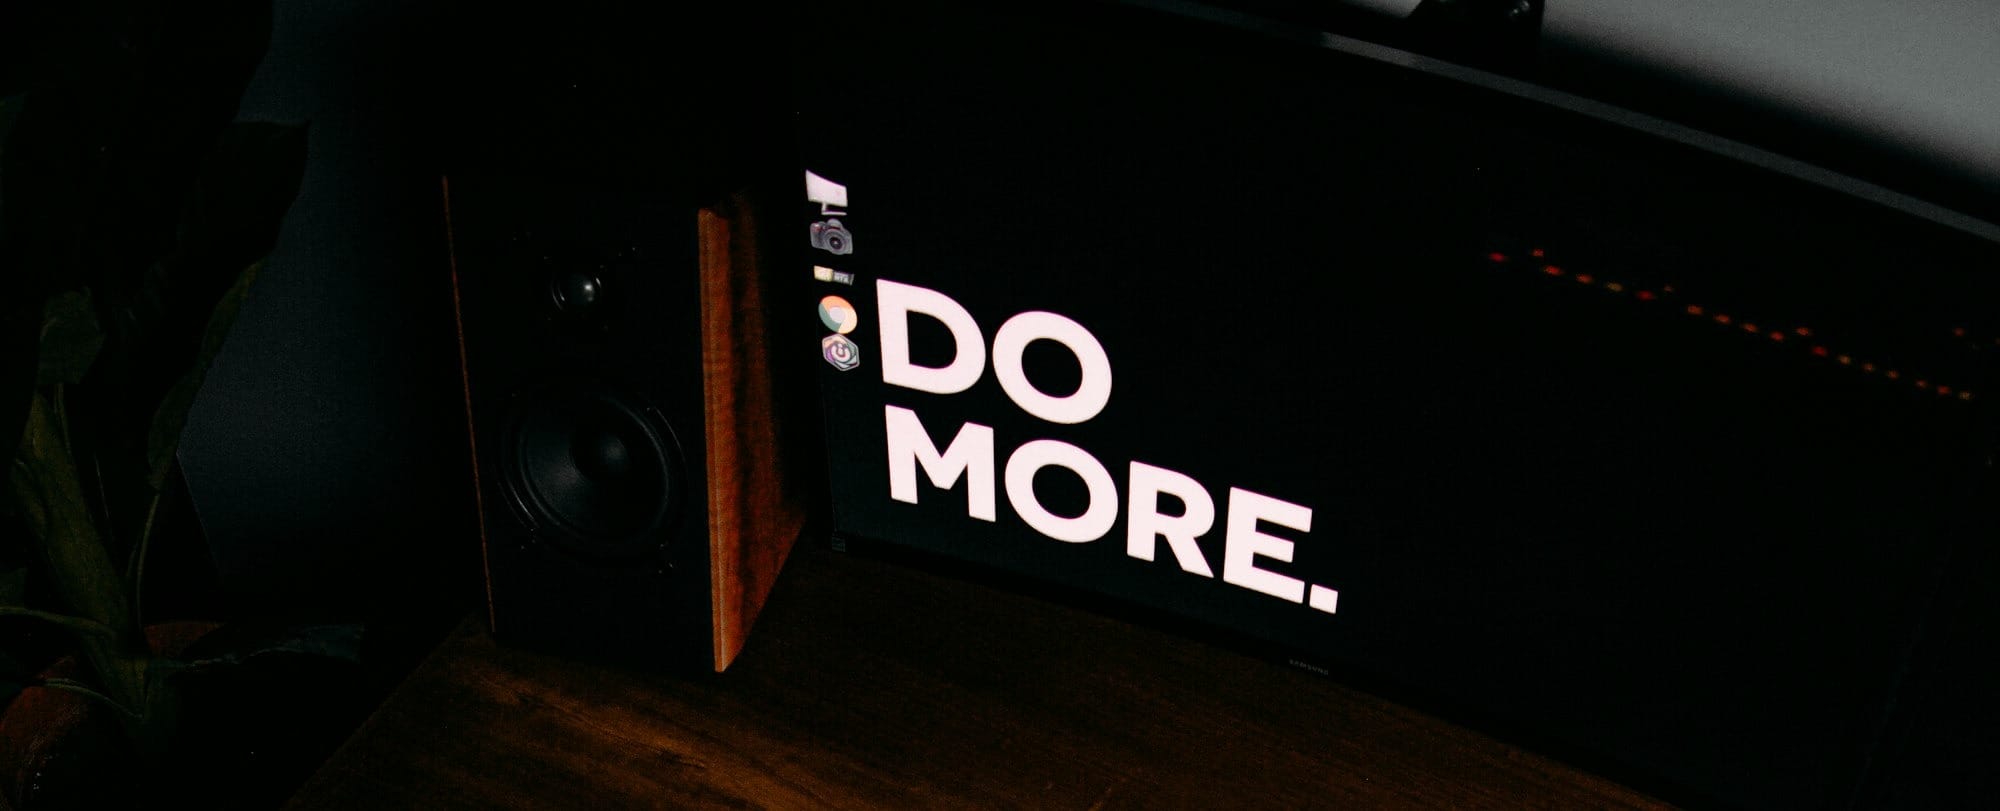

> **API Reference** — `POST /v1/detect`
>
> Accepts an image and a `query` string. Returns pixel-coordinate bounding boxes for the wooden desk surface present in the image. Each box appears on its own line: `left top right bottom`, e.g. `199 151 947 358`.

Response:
287 541 1671 809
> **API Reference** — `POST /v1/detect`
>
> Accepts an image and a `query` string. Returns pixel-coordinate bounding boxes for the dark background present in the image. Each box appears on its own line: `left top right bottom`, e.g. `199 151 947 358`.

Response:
794 2 2000 808
133 1 2000 808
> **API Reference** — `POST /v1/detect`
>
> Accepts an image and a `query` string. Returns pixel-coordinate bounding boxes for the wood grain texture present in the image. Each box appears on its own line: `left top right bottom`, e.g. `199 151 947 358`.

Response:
698 189 806 672
287 542 1673 810
440 175 500 634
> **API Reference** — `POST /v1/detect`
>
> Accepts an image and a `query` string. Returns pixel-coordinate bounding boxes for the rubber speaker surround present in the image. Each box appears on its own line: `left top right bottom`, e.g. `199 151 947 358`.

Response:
498 381 686 564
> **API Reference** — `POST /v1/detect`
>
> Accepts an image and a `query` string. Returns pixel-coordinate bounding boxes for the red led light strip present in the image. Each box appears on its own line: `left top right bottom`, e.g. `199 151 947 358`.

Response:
1485 249 1976 403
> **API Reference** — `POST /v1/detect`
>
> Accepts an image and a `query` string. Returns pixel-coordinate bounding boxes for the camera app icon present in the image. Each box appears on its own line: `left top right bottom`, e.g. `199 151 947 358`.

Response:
822 334 861 371
810 219 854 255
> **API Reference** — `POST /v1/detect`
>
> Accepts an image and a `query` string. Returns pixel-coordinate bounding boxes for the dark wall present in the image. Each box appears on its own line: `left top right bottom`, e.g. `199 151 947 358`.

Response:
178 0 476 622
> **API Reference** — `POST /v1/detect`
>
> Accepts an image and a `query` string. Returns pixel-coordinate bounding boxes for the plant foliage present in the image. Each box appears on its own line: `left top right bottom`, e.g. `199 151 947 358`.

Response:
1 0 306 771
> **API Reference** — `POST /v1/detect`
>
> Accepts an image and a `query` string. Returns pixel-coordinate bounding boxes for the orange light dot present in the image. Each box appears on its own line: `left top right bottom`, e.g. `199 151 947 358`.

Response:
1575 274 1594 284
1937 385 1952 396
1532 248 1546 258
1743 323 1760 333
1543 265 1564 276
1768 331 1785 342
1887 370 1902 380
1953 327 1968 337
1838 354 1852 365
1916 380 1930 389
1663 285 1676 293
1795 327 1812 337
1606 282 1625 292
1687 304 1704 315
1715 314 1733 325
1812 346 1829 357
1961 391 1975 401
1863 362 1876 372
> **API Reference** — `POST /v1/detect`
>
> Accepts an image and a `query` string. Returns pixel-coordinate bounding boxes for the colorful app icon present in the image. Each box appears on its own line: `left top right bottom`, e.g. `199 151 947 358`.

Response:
819 295 859 334
822 334 860 371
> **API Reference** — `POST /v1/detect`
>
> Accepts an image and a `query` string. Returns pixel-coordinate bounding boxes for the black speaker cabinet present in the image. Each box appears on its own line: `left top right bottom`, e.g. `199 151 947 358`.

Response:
446 178 805 672
437 5 807 672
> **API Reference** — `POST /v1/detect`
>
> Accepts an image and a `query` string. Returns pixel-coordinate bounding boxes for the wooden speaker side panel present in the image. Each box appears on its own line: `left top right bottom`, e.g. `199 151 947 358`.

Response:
699 190 806 671
441 175 500 634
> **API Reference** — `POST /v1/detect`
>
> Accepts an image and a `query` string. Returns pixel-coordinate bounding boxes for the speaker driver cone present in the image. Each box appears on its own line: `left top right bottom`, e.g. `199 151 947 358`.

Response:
501 384 683 561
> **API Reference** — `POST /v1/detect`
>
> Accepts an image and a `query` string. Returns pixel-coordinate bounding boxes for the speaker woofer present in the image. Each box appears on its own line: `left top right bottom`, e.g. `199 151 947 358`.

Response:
500 383 685 562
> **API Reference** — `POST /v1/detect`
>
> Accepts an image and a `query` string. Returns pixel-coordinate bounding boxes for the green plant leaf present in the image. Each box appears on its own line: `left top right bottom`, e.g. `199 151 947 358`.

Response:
8 392 129 628
8 389 145 712
144 261 259 491
3 92 40 460
183 623 365 671
39 677 139 720
112 120 305 469
137 655 181 754
121 122 305 613
36 289 103 386
0 0 294 764
0 606 116 639
77 119 307 570
83 0 277 308
13 1 285 559
1 308 28 497
175 122 310 278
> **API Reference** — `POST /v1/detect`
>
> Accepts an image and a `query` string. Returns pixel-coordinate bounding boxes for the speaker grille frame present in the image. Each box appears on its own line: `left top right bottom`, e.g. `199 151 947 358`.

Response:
495 379 690 567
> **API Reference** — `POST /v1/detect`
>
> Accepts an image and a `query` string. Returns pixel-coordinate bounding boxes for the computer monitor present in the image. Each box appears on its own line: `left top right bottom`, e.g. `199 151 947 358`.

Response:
795 1 2000 806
